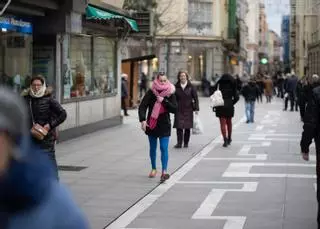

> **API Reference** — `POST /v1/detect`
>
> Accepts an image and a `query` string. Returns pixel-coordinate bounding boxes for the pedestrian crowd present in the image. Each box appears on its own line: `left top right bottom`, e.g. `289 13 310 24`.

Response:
1 69 320 229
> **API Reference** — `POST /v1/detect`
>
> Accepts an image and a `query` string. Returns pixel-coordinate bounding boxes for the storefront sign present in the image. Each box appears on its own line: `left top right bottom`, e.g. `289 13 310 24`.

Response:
0 16 32 34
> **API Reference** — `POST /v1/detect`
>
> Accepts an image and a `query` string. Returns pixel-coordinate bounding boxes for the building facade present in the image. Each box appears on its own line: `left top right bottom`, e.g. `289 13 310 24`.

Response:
155 0 225 82
235 0 249 76
281 15 290 73
0 0 138 141
245 0 260 76
258 2 269 74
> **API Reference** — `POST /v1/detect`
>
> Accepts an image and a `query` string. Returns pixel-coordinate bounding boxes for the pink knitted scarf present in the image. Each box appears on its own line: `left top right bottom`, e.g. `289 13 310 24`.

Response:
148 79 174 129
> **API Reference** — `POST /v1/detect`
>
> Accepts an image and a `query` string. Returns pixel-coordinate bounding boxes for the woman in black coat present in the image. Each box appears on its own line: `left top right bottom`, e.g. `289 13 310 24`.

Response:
138 74 177 182
22 75 67 177
173 71 199 148
213 74 239 147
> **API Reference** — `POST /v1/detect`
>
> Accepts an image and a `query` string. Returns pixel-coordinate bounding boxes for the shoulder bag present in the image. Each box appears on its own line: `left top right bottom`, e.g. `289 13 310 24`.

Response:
29 100 48 141
210 84 224 108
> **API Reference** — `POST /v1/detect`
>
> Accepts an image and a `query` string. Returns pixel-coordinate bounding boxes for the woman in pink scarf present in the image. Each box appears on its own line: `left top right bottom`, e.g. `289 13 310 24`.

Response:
138 73 177 182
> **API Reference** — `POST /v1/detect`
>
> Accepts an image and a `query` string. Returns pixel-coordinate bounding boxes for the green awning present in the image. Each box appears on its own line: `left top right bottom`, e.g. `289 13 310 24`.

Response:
86 5 139 32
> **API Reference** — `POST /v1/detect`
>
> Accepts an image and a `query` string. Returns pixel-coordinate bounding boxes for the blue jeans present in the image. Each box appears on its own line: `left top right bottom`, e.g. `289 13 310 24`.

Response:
148 136 169 171
245 101 255 122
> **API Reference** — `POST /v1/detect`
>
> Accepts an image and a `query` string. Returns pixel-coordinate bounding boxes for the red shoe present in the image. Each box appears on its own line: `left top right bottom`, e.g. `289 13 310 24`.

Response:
160 173 170 182
148 169 157 178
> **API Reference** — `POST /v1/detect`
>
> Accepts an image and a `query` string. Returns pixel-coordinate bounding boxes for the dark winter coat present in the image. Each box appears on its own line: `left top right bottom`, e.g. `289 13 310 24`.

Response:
173 81 199 129
213 74 239 118
138 89 177 137
285 76 298 93
301 86 320 154
121 78 129 98
241 82 260 102
22 88 67 153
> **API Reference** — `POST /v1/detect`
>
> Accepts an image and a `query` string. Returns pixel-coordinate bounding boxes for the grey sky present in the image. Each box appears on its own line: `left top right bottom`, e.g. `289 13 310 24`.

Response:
264 0 290 35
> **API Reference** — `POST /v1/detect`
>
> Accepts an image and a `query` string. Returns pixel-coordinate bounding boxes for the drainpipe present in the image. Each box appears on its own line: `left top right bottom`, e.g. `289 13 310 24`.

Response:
0 0 11 16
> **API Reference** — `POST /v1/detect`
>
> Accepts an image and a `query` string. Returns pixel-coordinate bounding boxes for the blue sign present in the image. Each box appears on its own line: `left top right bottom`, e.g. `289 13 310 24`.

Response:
0 16 32 34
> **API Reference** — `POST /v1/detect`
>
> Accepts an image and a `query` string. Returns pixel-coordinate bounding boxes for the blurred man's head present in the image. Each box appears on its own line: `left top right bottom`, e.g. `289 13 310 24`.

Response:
0 87 29 175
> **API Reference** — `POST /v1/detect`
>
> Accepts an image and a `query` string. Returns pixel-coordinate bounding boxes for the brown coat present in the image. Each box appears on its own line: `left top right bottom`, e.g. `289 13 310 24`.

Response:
264 78 273 96
173 82 199 129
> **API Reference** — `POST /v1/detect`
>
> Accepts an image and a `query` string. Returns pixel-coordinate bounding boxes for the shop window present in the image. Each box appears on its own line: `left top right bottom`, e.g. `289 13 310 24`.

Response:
63 35 117 100
93 37 116 94
0 32 32 93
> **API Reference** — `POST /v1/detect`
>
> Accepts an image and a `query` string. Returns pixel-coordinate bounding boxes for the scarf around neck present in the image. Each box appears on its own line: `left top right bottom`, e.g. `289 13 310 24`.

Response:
149 79 174 129
30 84 47 98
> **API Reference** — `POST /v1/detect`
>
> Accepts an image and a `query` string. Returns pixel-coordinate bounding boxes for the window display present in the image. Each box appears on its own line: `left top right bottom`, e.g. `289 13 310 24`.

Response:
63 35 117 100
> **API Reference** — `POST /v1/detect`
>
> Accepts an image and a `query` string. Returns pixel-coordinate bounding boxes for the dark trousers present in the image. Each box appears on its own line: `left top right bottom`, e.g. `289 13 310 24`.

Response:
257 94 263 103
299 103 306 120
121 97 128 115
176 128 191 146
284 92 298 111
266 95 272 103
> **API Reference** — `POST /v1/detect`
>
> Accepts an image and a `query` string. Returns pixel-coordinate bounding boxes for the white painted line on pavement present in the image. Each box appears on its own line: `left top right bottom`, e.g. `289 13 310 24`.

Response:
105 117 247 229
204 143 268 161
223 162 316 178
250 133 301 137
248 137 300 142
192 182 258 229
256 125 264 131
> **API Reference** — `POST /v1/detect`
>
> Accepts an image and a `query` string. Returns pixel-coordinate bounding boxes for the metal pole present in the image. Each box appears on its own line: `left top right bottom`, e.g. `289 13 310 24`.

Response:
0 0 11 16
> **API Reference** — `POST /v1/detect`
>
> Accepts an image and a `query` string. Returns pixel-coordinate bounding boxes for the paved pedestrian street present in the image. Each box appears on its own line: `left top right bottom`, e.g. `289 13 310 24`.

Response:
57 98 318 229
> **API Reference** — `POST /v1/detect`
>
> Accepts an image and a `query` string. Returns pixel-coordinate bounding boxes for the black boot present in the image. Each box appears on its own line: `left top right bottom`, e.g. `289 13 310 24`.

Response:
227 138 232 145
223 138 228 147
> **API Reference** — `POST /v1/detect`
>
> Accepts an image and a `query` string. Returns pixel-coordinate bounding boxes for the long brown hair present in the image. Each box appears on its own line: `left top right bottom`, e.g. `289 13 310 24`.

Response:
177 71 190 83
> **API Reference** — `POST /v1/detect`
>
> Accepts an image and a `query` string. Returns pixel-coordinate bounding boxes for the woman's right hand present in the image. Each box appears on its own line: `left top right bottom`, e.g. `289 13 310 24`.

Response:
141 121 148 132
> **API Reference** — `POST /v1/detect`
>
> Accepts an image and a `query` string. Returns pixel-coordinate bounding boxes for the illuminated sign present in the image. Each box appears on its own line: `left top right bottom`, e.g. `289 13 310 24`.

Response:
0 16 32 34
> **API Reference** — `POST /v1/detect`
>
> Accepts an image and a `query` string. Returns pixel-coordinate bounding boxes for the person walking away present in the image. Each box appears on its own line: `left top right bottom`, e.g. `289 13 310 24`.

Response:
300 74 320 121
212 74 239 147
241 79 260 123
300 78 320 229
201 76 210 97
121 73 129 116
0 87 89 229
235 74 243 92
256 76 264 103
296 76 306 120
263 75 273 103
173 71 199 148
138 73 177 182
139 72 148 99
284 73 298 111
21 75 66 178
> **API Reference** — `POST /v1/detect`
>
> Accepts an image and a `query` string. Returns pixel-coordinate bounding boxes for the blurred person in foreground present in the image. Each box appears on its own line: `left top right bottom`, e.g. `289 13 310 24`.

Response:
0 87 89 229
300 75 320 229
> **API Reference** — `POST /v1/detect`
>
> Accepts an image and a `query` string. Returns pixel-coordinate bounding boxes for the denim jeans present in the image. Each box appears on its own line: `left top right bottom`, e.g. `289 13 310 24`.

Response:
148 136 170 171
245 101 255 122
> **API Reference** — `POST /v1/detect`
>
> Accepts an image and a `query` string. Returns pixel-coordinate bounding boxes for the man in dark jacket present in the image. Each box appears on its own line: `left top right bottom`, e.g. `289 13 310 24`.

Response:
300 74 320 122
241 79 260 123
121 73 129 116
0 87 89 229
300 80 320 229
284 74 298 111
